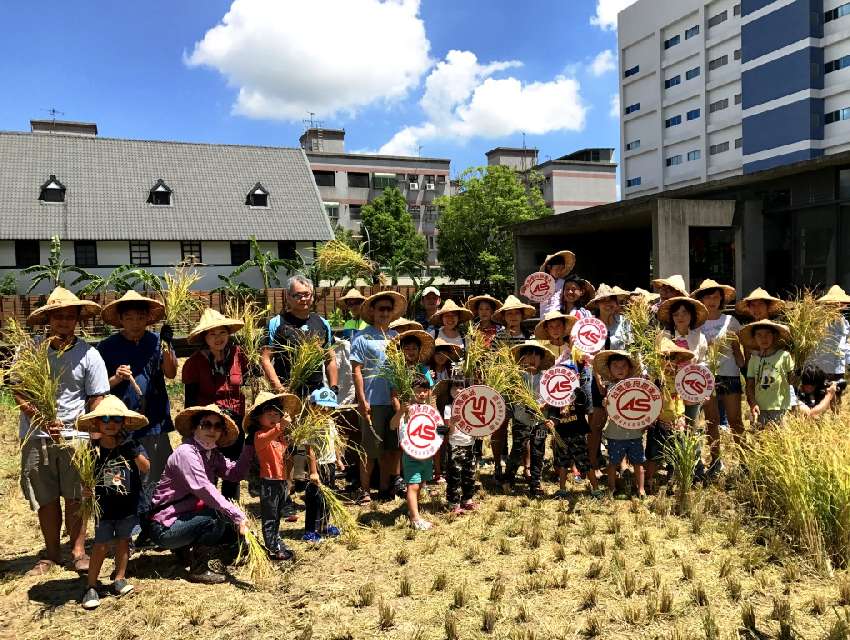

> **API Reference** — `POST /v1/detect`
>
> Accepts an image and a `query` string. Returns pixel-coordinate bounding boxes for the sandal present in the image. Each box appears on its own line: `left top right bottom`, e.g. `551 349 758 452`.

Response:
71 553 90 573
26 558 57 576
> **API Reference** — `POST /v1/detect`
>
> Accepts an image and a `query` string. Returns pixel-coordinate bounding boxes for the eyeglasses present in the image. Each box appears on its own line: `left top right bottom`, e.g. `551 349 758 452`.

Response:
289 291 312 301
199 420 225 430
99 416 125 424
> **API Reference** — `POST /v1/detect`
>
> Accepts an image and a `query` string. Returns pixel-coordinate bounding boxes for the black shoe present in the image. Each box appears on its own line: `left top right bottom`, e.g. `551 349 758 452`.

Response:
187 546 226 584
529 486 545 498
393 477 406 499
172 546 192 569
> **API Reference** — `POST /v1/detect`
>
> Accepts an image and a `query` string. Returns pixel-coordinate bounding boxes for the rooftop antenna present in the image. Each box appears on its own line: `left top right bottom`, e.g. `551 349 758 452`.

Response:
418 145 423 158
43 108 65 132
521 132 527 171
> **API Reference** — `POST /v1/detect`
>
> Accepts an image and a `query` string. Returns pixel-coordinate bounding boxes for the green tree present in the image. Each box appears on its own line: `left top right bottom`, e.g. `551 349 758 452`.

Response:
436 165 551 296
360 187 427 271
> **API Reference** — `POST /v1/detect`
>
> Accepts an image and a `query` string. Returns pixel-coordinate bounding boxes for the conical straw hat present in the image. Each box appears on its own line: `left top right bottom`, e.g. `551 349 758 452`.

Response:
656 296 709 329
394 329 436 363
429 299 473 327
533 310 578 340
492 295 535 324
690 279 736 304
27 286 102 326
75 395 149 432
242 391 302 429
187 309 244 345
734 288 784 318
651 275 688 297
101 290 165 327
817 285 850 305
175 404 240 448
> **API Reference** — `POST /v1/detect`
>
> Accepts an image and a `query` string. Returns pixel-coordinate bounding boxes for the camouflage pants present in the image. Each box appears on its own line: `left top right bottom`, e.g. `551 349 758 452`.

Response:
446 444 476 504
504 422 547 489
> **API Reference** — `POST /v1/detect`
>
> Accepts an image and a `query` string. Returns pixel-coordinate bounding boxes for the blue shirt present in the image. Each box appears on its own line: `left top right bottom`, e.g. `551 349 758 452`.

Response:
350 325 398 405
97 331 173 438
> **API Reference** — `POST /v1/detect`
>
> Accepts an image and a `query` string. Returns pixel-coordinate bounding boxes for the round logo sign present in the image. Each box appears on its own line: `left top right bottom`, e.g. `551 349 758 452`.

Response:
570 317 608 354
520 272 556 303
539 366 580 407
606 378 662 430
400 403 444 460
674 363 715 404
452 385 507 437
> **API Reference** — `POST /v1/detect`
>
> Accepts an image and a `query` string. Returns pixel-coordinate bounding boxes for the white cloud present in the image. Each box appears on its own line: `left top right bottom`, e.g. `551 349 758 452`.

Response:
590 0 639 31
609 93 620 118
186 0 431 120
589 49 616 76
379 50 588 156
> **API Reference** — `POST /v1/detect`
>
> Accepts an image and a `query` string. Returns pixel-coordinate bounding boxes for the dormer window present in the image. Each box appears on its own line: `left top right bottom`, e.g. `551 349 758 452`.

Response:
147 179 172 206
39 175 65 203
246 182 269 207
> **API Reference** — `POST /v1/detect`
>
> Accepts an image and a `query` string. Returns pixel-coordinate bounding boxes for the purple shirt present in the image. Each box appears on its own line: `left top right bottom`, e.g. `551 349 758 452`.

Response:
150 437 253 527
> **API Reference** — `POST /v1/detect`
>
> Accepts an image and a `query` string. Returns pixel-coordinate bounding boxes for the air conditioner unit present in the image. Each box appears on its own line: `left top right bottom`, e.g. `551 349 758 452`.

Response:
409 182 420 190
425 183 435 190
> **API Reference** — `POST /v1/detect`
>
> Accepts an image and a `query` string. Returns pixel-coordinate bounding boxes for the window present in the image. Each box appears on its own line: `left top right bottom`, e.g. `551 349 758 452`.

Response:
624 102 641 115
688 150 701 161
349 204 362 220
685 24 700 39
230 241 250 266
825 2 850 22
147 179 171 206
129 241 151 266
39 175 65 203
665 115 682 128
733 4 741 16
624 64 640 78
180 241 202 264
408 205 421 220
15 240 40 267
313 170 335 187
687 108 701 121
666 155 683 167
424 205 439 220
74 241 97 268
735 137 743 149
686 66 701 80
826 55 850 74
245 182 268 207
709 55 729 71
372 174 396 189
665 75 681 89
324 204 339 221
710 141 730 155
427 235 436 251
626 177 642 188
825 107 850 124
347 172 370 188
734 49 742 61
710 98 729 113
664 34 680 49
625 139 641 151
708 10 728 28
278 241 297 261
425 175 435 185
436 174 447 184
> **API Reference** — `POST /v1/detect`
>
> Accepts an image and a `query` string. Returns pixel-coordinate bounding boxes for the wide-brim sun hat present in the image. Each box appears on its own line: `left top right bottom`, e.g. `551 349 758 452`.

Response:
187 308 244 345
631 287 660 303
394 329 436 363
466 294 503 317
586 283 630 311
539 250 576 275
389 317 423 333
655 336 696 366
27 286 102 326
533 310 578 340
563 275 596 303
690 279 736 305
656 296 709 329
737 319 792 351
433 338 463 362
101 290 166 328
429 299 474 327
593 350 640 382
75 394 149 432
242 391 303 429
735 288 785 318
510 340 556 370
651 274 689 297
361 290 407 324
492 295 535 324
817 285 850 305
176 404 240 448
337 288 366 309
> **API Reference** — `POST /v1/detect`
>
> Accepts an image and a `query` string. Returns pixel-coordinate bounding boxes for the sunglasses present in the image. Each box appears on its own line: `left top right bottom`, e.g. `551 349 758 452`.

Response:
199 420 225 430
99 416 125 424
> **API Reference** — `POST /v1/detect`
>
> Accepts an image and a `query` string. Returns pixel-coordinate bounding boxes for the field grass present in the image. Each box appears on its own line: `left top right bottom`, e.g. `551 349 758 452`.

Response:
1 398 850 639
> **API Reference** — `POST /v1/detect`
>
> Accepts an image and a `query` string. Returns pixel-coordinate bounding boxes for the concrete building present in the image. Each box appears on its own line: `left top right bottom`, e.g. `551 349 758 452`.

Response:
300 128 450 266
0 121 333 293
485 147 618 214
618 0 850 199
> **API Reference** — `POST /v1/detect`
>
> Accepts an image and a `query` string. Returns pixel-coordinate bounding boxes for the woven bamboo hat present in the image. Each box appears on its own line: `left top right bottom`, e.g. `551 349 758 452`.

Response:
362 290 407 324
510 340 556 369
586 283 630 311
540 250 576 274
735 288 785 318
101 290 165 327
389 317 423 333
533 310 578 340
737 319 791 351
27 287 102 326
466 294 502 317
175 404 240 448
336 288 366 308
563 274 596 303
593 350 640 382
817 285 850 305
187 308 244 345
75 394 149 432
656 296 709 329
395 329 436 363
493 295 535 324
690 279 736 305
630 287 660 303
433 338 463 362
656 336 696 366
429 299 473 327
242 391 302 430
651 274 689 297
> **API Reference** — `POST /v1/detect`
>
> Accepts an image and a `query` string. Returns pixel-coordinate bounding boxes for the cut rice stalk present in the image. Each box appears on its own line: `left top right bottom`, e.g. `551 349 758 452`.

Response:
481 345 545 421
315 240 374 282
161 262 204 330
376 339 415 404
280 338 327 395
69 439 103 523
224 299 267 401
780 289 843 374
319 483 359 536
235 528 276 588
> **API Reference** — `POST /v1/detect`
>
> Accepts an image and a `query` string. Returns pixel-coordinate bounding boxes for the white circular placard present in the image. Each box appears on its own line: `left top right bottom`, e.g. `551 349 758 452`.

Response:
539 366 580 407
451 385 507 437
400 403 444 460
674 363 715 404
605 378 662 430
570 317 608 354
521 272 556 303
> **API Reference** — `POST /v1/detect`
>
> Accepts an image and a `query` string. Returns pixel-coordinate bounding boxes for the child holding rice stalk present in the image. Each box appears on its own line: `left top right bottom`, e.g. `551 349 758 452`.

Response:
740 320 795 427
75 396 150 610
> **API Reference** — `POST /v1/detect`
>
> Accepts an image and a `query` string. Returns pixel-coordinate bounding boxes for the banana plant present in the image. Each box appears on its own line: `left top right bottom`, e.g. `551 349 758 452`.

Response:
68 265 157 296
21 235 71 293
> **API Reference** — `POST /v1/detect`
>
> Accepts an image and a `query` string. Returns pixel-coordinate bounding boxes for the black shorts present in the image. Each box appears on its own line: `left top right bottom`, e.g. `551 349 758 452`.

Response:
553 430 590 473
645 423 672 462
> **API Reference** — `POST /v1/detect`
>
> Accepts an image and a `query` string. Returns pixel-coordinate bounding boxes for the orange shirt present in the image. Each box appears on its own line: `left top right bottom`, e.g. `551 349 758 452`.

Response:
254 425 287 480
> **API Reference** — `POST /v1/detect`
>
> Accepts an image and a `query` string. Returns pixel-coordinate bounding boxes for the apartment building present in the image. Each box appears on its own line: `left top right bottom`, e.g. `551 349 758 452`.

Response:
300 128 450 266
618 0 850 198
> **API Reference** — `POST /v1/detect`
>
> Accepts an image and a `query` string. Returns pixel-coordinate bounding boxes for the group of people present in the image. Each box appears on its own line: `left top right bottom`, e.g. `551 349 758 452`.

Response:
12 255 849 609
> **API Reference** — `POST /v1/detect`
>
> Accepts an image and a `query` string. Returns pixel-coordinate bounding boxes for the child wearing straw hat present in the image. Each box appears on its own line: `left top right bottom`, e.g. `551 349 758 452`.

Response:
560 274 595 320
76 396 150 610
338 288 368 342
736 288 785 322
805 285 850 382
539 250 576 316
740 320 795 427
466 295 503 347
493 295 534 347
427 299 472 349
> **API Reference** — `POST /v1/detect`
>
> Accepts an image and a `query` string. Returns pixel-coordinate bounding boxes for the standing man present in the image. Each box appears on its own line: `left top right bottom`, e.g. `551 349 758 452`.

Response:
415 286 441 332
16 288 109 575
97 291 177 516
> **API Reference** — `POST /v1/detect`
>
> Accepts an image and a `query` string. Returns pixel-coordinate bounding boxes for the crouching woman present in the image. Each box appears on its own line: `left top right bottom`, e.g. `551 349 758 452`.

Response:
148 404 253 584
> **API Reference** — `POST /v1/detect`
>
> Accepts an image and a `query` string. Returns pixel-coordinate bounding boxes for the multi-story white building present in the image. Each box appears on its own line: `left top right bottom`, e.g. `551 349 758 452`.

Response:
619 0 850 198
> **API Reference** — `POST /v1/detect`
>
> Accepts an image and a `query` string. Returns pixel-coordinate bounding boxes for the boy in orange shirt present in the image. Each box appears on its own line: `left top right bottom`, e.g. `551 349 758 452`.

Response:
245 391 301 561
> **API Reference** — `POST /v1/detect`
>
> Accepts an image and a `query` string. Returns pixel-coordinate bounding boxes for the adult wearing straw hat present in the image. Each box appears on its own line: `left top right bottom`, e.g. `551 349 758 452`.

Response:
182 308 250 500
494 295 535 347
539 250 576 316
805 285 850 382
736 287 785 321
18 287 109 576
98 290 178 521
149 404 253 584
427 299 472 348
338 288 367 342
467 294 502 346
650 275 689 305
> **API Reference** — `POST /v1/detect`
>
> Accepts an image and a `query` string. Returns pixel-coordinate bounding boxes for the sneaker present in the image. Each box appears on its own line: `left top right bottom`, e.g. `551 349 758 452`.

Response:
81 587 100 610
573 474 585 485
412 519 433 531
321 525 341 537
355 489 371 505
302 531 323 543
111 579 134 597
553 489 569 500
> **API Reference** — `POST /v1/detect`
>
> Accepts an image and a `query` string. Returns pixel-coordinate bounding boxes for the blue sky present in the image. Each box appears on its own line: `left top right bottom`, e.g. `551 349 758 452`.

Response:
0 0 628 175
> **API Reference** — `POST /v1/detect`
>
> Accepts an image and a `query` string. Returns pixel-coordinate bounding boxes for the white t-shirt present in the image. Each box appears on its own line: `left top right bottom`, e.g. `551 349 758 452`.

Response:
701 315 743 377
540 278 565 316
430 327 465 348
445 404 473 447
